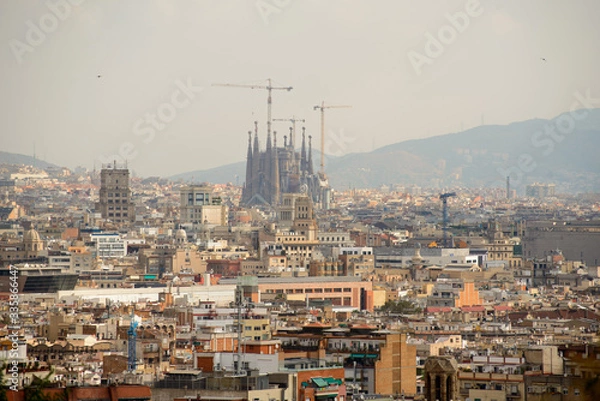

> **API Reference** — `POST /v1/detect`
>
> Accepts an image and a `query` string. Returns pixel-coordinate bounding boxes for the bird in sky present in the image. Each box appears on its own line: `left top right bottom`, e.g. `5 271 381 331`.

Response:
540 58 547 62
97 75 102 78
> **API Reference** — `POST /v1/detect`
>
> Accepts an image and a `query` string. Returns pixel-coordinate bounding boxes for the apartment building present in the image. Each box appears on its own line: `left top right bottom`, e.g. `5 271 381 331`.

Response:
95 163 135 224
180 185 227 226
220 276 374 311
426 278 482 308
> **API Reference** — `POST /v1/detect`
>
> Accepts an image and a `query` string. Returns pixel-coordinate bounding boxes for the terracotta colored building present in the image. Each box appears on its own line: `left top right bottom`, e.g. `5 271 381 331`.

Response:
276 327 417 397
427 279 482 308
220 276 373 312
7 385 151 401
297 368 347 401
207 259 241 277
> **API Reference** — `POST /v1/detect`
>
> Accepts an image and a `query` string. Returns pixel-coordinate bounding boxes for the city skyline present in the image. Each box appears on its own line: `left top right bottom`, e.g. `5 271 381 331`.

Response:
2 1 599 178
1 1 600 394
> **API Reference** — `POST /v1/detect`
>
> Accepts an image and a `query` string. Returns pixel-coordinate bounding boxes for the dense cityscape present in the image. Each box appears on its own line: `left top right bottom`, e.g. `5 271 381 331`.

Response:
3 2 600 401
0 151 599 401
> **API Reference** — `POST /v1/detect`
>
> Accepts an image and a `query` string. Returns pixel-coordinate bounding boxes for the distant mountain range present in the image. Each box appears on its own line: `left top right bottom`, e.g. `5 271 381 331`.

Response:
171 160 246 185
172 109 600 193
0 151 58 169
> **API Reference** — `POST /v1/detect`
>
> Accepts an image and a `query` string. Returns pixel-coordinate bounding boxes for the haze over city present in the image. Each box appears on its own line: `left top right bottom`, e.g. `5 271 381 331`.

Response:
2 0 600 177
3 2 600 401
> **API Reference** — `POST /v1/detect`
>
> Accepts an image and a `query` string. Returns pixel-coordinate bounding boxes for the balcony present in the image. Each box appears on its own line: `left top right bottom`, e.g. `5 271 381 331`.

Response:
280 342 320 351
314 385 342 397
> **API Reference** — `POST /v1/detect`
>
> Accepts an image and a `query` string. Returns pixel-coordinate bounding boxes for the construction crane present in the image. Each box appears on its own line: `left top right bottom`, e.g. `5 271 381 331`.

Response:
127 307 138 372
273 116 305 149
440 192 456 248
213 79 293 137
313 102 351 175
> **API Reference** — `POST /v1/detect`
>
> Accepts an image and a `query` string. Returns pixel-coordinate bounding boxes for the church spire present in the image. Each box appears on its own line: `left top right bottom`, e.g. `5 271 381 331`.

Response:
247 130 253 159
253 121 259 154
266 124 272 202
249 121 260 206
271 131 280 204
243 130 253 203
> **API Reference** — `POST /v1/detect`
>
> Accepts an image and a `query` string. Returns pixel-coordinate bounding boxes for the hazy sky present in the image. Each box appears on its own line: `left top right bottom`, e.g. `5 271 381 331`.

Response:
1 1 599 177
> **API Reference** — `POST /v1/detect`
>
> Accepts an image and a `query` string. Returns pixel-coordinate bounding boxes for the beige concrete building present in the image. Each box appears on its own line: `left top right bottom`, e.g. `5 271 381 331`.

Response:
0 228 46 267
180 185 227 226
95 162 135 224
262 194 319 273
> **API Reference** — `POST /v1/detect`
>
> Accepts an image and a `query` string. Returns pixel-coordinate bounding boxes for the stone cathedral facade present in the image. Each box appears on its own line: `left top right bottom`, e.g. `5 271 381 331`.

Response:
241 123 329 208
